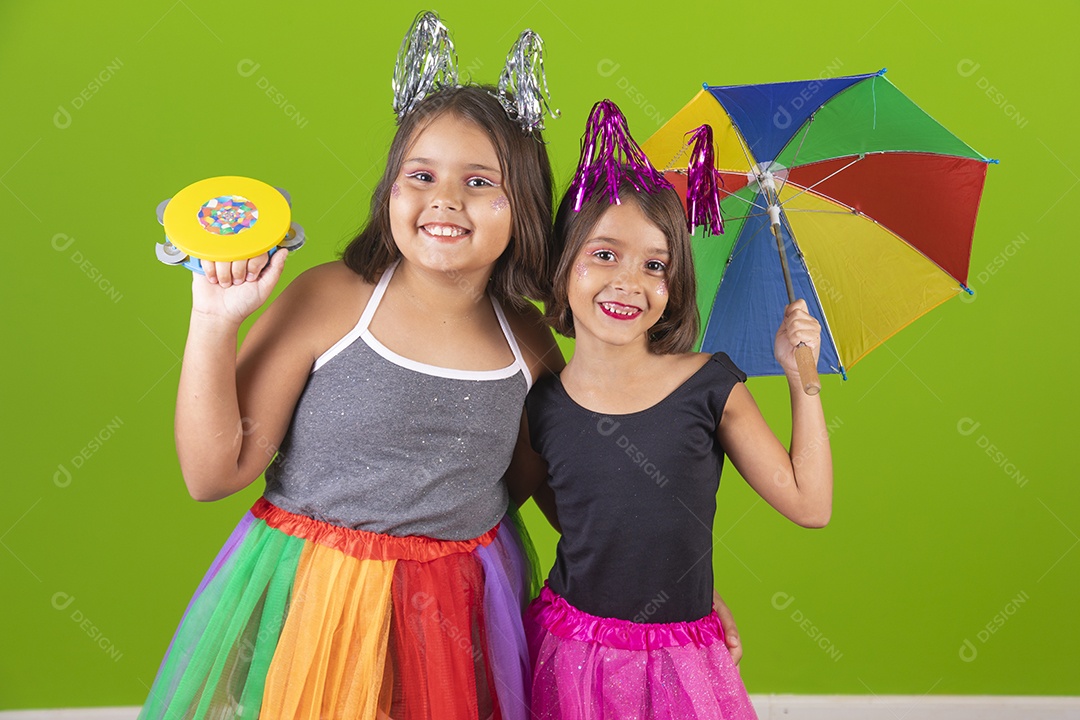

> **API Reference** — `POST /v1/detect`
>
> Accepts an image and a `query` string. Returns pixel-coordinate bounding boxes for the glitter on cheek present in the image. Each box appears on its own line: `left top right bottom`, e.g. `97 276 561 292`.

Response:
491 195 509 213
574 262 588 279
390 182 401 198
656 280 667 296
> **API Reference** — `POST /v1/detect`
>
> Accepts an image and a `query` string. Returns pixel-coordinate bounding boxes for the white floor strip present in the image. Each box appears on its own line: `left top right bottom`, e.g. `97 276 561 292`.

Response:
2 696 1079 719
753 695 1080 719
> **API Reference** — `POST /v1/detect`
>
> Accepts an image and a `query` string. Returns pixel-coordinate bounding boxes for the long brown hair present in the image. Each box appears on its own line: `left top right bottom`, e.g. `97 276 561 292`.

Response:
342 85 553 310
546 177 700 354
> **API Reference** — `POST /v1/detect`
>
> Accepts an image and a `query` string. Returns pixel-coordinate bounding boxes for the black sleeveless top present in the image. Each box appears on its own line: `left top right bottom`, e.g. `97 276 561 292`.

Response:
526 353 746 623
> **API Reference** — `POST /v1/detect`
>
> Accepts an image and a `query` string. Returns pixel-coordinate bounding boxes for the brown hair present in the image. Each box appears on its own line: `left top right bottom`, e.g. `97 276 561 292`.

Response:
546 177 700 354
341 85 553 310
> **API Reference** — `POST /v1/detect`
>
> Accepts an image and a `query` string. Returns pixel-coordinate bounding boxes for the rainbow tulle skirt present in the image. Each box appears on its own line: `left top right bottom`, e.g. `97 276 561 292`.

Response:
140 498 532 719
525 584 757 720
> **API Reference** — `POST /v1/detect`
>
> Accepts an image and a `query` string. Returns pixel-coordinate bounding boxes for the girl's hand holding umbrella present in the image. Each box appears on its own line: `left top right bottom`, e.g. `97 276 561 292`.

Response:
775 299 822 392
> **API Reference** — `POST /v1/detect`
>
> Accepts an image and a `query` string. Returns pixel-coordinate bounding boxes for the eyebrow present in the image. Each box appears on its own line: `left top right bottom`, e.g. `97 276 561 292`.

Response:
404 157 501 174
585 237 670 256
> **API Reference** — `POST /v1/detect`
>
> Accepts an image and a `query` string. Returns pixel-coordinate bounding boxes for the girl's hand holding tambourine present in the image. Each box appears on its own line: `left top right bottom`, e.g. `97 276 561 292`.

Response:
191 250 288 326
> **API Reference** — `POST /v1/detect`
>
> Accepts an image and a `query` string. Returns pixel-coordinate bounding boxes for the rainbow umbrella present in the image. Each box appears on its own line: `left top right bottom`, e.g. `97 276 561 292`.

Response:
643 69 995 384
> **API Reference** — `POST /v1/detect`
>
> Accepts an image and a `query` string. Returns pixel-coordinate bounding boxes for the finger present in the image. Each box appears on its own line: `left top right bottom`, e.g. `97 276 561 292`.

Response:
713 593 740 635
232 260 248 285
716 606 740 640
258 248 289 288
787 318 819 337
215 261 234 288
712 592 743 665
789 316 821 344
727 634 743 665
782 304 820 340
787 298 809 315
246 253 270 281
200 258 218 284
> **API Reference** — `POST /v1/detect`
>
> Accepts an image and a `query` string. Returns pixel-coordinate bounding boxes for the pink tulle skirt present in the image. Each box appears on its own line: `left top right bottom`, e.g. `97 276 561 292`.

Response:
525 584 757 720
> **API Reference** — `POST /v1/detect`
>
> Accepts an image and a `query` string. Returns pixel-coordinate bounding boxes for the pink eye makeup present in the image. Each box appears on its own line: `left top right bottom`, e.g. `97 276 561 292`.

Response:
467 176 501 189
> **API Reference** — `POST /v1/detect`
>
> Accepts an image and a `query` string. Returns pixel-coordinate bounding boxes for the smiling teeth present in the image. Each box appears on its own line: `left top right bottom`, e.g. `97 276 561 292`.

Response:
602 303 639 316
425 225 468 237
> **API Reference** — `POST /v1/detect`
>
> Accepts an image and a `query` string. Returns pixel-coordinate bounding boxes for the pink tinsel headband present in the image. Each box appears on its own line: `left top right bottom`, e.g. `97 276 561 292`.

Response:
567 100 723 235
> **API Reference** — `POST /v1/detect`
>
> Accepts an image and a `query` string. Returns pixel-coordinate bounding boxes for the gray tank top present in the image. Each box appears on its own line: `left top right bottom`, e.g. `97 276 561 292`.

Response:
263 261 532 540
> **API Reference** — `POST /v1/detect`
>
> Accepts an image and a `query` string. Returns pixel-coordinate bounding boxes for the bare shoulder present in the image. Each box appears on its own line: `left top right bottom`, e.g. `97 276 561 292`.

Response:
287 260 372 300
243 260 376 363
717 373 759 431
501 300 566 380
278 261 372 315
636 351 712 393
686 350 715 372
654 350 713 378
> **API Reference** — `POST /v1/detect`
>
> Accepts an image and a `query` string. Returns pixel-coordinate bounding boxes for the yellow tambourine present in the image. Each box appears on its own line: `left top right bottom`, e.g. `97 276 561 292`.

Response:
155 176 304 273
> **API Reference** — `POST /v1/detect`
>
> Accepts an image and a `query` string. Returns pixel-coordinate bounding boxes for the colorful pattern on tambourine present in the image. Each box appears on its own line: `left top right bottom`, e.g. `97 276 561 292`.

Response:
198 196 259 235
162 176 290 262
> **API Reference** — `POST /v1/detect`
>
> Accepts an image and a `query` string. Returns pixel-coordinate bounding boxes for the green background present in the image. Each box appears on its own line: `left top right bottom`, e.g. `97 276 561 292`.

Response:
3 0 1076 708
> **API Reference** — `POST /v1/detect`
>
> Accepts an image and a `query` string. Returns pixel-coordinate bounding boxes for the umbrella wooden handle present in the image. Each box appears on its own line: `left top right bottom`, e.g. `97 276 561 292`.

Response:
795 343 821 396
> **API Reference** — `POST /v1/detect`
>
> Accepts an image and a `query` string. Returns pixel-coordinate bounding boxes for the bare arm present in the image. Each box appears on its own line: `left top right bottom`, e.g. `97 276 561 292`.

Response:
505 410 545 507
718 301 833 528
503 410 561 531
501 302 565 520
506 302 566 383
175 257 362 501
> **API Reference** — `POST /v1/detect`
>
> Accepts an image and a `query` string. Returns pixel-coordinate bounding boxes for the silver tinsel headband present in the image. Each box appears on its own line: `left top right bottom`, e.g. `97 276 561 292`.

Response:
392 11 459 121
496 29 560 133
391 12 558 134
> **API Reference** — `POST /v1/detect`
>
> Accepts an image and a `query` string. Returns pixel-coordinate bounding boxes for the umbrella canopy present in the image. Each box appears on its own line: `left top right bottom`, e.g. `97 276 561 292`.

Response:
643 69 995 378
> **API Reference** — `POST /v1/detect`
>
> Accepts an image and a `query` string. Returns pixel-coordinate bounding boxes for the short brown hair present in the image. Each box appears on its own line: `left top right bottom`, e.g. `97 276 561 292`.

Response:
342 85 554 310
547 177 699 354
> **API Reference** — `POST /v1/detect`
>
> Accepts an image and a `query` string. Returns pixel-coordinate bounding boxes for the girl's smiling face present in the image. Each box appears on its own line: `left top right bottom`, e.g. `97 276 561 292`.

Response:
567 200 670 349
389 112 513 277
